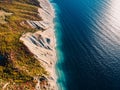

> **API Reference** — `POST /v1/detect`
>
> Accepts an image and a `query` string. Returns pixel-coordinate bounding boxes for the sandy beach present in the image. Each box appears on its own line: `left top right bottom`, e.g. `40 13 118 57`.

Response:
20 0 58 89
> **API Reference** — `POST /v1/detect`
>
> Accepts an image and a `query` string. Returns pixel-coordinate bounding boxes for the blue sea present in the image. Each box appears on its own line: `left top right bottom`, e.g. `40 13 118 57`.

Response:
51 0 120 90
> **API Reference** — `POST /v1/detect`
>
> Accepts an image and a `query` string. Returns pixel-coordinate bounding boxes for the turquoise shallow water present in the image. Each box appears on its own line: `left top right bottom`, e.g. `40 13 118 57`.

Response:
50 1 66 90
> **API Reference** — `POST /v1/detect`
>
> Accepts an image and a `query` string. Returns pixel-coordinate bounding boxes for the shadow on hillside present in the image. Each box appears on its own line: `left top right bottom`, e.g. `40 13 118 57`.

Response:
0 54 7 66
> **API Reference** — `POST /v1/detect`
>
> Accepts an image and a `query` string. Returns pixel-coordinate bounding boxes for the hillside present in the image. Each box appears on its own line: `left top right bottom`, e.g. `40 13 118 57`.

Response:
0 0 48 89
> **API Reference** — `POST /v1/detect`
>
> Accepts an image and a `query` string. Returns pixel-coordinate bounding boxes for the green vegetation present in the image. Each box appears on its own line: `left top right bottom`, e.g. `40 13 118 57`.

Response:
0 0 47 89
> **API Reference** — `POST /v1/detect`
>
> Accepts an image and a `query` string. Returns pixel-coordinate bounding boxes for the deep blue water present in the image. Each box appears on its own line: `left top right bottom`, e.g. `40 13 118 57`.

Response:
52 0 120 90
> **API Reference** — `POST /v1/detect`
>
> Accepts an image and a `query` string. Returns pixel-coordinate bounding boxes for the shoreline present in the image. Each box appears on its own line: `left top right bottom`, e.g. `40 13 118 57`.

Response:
20 0 58 89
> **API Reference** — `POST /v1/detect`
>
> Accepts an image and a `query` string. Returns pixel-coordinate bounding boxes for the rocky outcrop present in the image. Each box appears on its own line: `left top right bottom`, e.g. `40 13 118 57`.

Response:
26 20 50 30
0 10 12 24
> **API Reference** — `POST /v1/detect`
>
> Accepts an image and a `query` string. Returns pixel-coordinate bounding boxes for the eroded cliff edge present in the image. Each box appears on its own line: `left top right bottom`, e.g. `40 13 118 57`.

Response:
20 0 58 89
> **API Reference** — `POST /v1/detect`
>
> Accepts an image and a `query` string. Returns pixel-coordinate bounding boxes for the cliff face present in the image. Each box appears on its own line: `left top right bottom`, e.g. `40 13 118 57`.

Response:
20 0 57 89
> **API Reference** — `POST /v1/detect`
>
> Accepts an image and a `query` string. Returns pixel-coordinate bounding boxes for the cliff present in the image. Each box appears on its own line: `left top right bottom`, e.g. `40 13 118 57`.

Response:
20 0 58 89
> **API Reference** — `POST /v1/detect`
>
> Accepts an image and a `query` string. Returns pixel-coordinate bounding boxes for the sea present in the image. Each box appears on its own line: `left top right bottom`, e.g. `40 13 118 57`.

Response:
51 0 120 90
